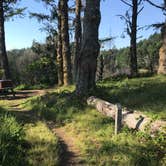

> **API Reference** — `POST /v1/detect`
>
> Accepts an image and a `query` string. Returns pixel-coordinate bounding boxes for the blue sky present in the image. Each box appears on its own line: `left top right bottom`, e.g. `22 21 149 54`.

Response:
5 0 164 50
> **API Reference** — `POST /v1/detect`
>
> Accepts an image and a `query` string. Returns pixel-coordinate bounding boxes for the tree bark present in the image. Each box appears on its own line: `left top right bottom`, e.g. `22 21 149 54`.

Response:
130 0 138 77
76 0 101 95
57 1 63 86
158 1 166 74
87 96 166 134
73 0 82 82
60 0 72 85
0 0 10 79
98 54 104 81
158 24 166 74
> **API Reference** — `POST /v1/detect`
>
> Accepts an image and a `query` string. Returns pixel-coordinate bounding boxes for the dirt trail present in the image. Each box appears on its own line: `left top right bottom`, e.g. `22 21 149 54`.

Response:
2 90 84 166
48 122 84 166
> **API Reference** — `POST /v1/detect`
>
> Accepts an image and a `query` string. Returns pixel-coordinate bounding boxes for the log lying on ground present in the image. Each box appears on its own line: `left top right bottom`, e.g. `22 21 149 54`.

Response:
87 96 166 134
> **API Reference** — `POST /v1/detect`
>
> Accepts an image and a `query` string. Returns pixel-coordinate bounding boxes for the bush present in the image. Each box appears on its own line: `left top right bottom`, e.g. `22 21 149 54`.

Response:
15 84 49 90
15 84 30 90
0 69 4 79
0 114 26 166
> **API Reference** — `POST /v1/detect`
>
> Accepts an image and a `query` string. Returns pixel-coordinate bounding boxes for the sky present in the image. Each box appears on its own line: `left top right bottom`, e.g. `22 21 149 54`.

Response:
5 0 164 50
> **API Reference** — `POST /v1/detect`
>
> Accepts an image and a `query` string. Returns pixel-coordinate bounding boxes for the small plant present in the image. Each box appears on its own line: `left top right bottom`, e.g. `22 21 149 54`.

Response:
0 114 26 166
0 69 4 79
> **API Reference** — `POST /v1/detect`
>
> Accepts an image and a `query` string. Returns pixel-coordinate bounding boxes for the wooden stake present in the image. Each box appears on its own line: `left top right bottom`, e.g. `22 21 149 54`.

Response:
115 103 122 135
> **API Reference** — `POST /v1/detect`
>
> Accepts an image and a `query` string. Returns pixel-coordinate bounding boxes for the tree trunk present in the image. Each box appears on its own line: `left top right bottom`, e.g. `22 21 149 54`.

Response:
60 0 72 85
76 0 101 95
158 0 166 74
0 0 10 79
129 0 138 77
87 96 166 134
158 24 166 74
57 1 63 86
98 54 104 81
73 0 82 82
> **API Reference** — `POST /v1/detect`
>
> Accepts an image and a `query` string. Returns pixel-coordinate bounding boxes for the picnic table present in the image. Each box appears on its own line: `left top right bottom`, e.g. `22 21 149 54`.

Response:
0 80 15 97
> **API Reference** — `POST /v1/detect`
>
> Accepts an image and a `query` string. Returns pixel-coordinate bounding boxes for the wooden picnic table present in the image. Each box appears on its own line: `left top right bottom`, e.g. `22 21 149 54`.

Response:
0 80 15 97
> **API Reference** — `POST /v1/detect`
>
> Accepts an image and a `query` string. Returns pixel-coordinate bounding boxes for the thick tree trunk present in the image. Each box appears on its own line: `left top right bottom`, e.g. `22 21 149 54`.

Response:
158 24 166 74
76 0 101 95
0 0 10 79
60 0 72 85
57 1 63 86
129 0 138 77
158 1 166 74
73 0 82 81
87 97 166 134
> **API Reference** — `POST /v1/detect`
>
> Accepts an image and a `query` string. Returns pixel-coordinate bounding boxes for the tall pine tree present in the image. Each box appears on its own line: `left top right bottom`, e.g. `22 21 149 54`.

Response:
0 0 25 79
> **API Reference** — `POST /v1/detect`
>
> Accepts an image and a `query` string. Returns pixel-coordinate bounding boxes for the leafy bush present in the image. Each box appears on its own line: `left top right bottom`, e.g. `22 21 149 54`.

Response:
0 114 26 166
15 84 49 90
0 69 4 79
27 90 85 124
15 84 31 90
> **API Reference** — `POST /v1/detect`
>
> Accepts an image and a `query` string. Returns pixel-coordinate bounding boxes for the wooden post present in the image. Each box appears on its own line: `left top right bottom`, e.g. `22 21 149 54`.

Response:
115 103 122 135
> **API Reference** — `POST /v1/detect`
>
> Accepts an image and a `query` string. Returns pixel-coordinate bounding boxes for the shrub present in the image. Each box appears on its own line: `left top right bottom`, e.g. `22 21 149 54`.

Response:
0 114 25 166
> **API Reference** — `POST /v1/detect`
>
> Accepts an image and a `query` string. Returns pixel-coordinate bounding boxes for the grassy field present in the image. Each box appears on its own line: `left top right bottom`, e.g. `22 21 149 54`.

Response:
0 98 61 166
24 75 166 165
24 122 60 166
96 75 166 120
0 75 166 165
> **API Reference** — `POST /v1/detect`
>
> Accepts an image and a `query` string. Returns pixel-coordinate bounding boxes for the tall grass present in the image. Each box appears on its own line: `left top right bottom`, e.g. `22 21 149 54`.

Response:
0 113 26 166
25 75 166 165
24 122 61 166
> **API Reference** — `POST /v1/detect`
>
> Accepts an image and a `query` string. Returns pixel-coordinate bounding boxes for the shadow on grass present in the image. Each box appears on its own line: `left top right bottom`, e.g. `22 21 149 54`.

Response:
28 91 87 125
87 140 164 165
0 90 40 100
0 105 62 166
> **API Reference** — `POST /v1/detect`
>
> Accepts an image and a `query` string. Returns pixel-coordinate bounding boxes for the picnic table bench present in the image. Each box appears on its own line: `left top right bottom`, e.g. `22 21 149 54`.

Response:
0 80 15 97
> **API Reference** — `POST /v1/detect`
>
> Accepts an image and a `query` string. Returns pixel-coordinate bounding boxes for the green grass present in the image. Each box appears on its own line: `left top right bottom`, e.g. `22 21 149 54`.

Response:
15 84 50 90
25 75 166 165
24 121 61 166
0 100 61 166
64 109 166 165
0 113 26 166
0 75 166 165
96 75 166 119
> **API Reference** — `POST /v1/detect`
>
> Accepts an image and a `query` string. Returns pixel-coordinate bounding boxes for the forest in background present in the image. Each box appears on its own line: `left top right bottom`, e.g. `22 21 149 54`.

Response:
0 0 166 165
7 33 161 87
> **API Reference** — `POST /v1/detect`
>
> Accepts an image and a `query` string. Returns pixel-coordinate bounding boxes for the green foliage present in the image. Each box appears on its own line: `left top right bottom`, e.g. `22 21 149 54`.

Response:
27 56 57 85
14 84 31 90
137 33 162 72
0 113 26 166
97 33 161 79
3 0 26 21
8 40 57 86
97 75 166 119
0 104 62 166
26 86 84 124
0 69 4 79
15 84 49 90
24 122 61 166
115 47 130 69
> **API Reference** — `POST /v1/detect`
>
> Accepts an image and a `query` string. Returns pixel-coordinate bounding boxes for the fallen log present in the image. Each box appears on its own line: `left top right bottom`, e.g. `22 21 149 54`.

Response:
87 96 166 134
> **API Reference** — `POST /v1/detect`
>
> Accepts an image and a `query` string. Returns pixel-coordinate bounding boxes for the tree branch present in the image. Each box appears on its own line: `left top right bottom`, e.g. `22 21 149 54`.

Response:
145 0 166 10
120 0 133 7
137 6 144 15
